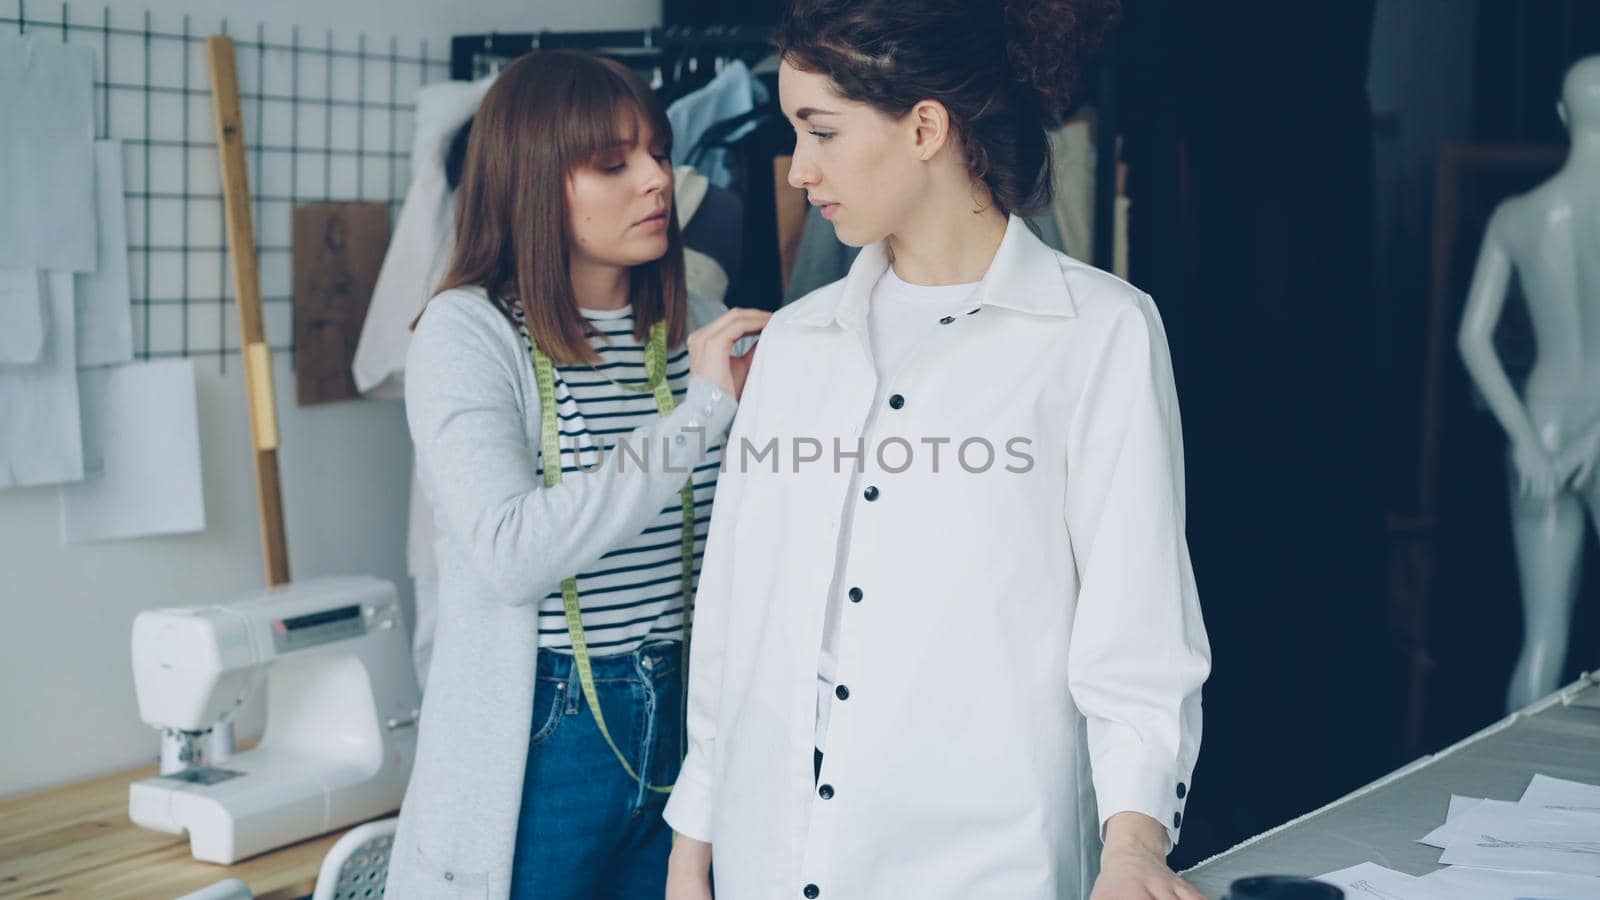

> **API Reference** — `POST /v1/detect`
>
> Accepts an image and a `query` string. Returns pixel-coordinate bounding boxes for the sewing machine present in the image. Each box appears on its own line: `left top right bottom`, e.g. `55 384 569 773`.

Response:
128 575 421 864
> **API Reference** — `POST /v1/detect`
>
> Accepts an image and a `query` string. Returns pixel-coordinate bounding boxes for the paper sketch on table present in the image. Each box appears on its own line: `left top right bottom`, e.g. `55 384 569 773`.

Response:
1416 863 1600 900
0 267 45 364
1419 778 1600 850
59 359 205 543
1419 795 1491 848
75 140 134 367
1343 879 1410 900
0 272 83 487
1315 862 1437 900
1473 836 1600 855
1438 802 1600 877
0 34 97 273
1520 775 1600 815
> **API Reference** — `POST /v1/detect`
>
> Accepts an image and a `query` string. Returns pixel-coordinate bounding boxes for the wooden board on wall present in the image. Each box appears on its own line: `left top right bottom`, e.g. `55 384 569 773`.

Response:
291 203 389 406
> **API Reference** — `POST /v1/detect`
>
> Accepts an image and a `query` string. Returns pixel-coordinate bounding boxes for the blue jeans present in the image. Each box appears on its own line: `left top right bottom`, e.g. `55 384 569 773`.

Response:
510 641 684 900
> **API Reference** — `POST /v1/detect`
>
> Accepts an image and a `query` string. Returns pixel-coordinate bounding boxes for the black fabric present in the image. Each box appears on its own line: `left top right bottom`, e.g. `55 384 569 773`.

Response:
1116 0 1401 868
691 97 793 311
681 183 745 288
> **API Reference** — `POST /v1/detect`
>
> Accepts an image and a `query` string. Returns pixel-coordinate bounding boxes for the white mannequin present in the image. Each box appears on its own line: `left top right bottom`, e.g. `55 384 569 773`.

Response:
1458 55 1600 713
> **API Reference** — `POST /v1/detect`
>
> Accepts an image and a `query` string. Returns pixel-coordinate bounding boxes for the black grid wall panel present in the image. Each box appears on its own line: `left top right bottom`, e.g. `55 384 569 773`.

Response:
1 1 447 371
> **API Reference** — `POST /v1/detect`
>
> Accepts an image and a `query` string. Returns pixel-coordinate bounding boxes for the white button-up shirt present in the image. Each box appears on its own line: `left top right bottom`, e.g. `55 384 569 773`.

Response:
663 214 1211 900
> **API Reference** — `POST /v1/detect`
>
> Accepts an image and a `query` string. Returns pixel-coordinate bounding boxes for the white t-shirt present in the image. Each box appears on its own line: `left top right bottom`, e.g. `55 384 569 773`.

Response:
815 265 982 749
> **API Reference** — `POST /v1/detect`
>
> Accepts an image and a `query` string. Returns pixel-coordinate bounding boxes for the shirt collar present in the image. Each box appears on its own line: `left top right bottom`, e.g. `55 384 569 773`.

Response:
789 213 1079 329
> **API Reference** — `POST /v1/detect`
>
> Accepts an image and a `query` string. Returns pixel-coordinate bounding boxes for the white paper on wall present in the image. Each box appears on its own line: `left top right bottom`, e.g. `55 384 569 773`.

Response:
0 34 97 273
0 268 45 365
75 141 134 368
59 359 205 543
0 272 84 487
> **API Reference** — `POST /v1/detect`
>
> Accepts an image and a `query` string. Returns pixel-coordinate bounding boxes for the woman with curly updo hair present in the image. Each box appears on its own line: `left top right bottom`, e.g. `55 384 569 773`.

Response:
664 2 1211 898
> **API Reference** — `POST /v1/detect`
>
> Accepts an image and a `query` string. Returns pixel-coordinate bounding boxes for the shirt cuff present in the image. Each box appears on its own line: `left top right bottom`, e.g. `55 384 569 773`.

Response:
657 375 737 473
1093 756 1190 854
663 750 715 842
683 373 737 432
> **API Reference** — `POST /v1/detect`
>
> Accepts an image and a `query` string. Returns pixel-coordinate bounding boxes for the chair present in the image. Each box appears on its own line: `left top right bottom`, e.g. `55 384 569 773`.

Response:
310 818 398 900
173 817 397 900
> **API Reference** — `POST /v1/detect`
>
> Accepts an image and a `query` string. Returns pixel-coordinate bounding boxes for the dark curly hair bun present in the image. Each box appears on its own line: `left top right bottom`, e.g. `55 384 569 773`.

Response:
1003 0 1121 121
777 0 1121 216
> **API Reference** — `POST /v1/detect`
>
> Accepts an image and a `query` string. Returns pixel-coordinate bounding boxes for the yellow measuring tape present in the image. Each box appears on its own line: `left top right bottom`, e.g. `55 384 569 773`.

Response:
530 320 696 794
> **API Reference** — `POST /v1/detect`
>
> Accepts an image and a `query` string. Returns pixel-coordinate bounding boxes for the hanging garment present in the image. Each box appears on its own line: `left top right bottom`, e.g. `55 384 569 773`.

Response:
353 75 495 401
681 181 745 291
676 165 731 303
351 75 493 689
693 107 792 310
1049 107 1098 264
666 59 769 189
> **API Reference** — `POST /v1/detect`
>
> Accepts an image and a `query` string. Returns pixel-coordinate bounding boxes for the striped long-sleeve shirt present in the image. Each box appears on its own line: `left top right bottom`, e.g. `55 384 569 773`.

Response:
509 301 722 655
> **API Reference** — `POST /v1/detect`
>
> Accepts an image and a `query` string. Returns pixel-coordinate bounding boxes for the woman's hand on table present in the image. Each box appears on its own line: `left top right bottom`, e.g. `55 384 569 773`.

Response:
1089 811 1207 900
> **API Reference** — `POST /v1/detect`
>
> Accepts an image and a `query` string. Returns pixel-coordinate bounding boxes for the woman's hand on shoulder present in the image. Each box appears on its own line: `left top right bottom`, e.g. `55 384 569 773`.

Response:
687 308 771 401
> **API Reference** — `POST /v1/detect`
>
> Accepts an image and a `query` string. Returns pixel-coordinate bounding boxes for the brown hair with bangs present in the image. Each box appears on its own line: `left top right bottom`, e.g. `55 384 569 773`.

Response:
432 50 687 364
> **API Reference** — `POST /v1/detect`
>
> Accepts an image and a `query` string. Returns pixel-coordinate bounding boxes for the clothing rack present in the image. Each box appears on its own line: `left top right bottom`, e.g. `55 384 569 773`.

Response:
450 25 776 83
446 20 1125 300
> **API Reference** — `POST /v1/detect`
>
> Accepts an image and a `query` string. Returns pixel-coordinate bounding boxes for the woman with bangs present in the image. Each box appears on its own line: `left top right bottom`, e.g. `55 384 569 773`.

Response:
385 50 769 899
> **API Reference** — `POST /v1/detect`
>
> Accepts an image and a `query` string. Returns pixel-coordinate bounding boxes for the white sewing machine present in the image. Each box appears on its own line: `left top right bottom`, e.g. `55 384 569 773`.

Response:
129 575 421 864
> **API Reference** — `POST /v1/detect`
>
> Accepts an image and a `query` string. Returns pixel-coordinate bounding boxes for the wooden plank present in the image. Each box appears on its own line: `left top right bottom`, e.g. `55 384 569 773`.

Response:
7 832 337 900
0 820 180 897
205 35 289 586
291 203 389 406
0 746 378 900
0 763 151 840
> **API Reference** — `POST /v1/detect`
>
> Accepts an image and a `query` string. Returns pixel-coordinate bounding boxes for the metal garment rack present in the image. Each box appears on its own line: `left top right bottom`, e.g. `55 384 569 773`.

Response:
450 25 777 83
0 0 447 371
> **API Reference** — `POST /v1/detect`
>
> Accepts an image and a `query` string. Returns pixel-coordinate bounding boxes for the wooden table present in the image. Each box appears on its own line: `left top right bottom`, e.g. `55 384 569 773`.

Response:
0 754 366 900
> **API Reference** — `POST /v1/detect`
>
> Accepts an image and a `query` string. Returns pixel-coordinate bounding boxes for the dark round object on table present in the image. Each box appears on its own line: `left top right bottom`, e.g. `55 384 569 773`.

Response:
1226 876 1344 900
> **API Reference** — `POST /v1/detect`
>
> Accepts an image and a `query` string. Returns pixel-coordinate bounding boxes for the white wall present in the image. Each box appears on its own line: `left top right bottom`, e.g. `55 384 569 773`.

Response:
0 0 661 800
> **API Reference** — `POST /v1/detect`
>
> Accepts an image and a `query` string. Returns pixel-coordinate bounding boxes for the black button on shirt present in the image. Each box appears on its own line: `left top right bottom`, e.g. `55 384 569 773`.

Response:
804 886 820 899
864 486 879 501
818 784 835 799
848 587 863 603
888 394 905 409
835 684 850 700
1177 782 1187 800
